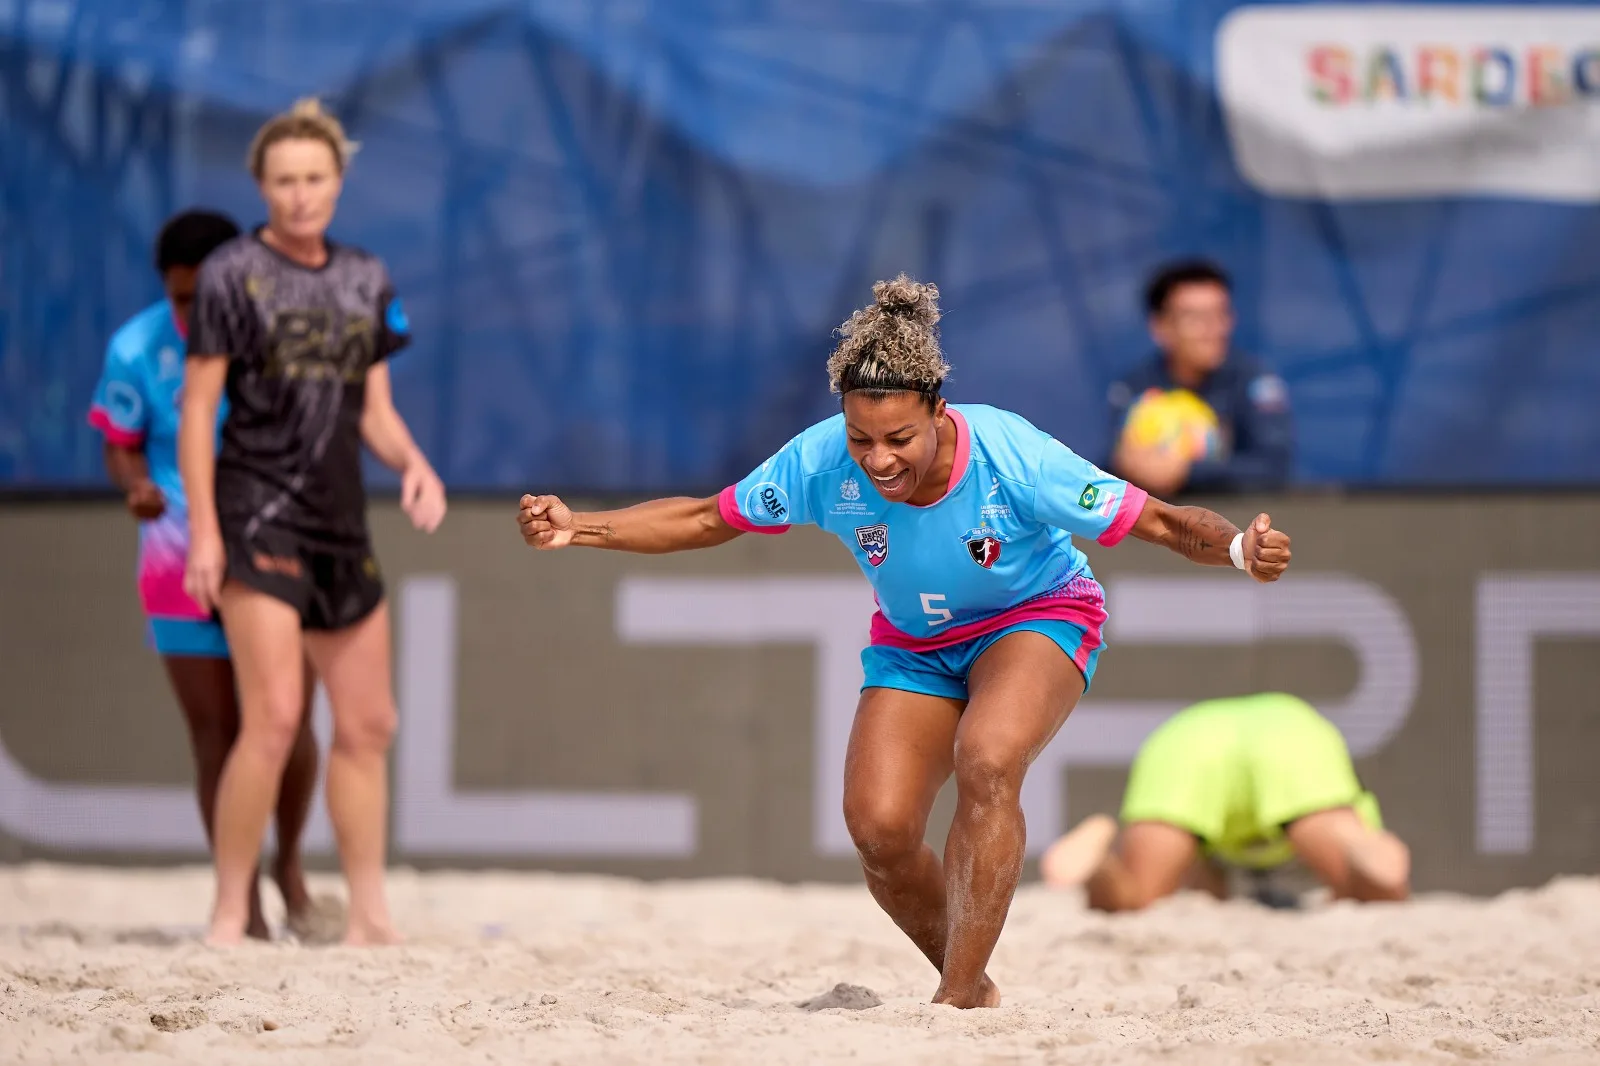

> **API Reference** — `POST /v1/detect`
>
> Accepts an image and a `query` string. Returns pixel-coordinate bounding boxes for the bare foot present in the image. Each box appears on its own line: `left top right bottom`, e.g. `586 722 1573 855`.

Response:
342 914 403 947
1040 813 1118 889
205 898 255 947
933 975 1002 1009
205 920 247 948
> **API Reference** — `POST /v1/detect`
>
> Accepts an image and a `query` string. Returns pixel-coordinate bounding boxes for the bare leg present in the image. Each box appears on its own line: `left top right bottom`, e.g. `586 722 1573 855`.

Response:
933 632 1084 1008
1044 818 1200 913
1185 855 1230 901
1287 807 1410 902
207 587 307 946
304 603 400 946
161 655 269 940
271 659 320 921
842 688 1001 1001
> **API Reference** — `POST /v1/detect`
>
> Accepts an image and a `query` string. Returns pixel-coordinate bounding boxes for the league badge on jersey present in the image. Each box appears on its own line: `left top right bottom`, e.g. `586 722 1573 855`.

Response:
855 524 889 567
961 525 1007 570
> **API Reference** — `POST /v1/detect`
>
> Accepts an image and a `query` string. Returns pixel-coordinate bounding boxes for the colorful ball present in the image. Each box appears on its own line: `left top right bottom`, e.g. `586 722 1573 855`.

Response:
1122 388 1221 461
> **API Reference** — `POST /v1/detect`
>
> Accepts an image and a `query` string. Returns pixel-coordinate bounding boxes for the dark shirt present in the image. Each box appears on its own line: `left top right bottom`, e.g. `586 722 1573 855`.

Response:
1106 353 1293 493
188 229 410 549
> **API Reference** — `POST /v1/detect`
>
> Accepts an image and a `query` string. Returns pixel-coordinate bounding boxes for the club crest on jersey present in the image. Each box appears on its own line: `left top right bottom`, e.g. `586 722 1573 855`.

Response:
855 524 889 567
961 525 1007 570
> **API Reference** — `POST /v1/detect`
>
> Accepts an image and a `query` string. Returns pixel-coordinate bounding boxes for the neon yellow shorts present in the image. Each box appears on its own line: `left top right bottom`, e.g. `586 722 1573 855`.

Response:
1120 693 1382 870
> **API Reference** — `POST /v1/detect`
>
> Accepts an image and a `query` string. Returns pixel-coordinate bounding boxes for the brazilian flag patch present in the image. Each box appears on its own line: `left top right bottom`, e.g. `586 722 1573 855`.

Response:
1077 485 1099 511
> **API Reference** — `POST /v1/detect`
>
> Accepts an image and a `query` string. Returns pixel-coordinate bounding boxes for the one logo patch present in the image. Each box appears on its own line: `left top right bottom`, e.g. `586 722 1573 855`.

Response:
746 481 790 523
840 476 861 502
961 525 1007 570
103 380 145 427
855 523 889 567
1077 484 1100 511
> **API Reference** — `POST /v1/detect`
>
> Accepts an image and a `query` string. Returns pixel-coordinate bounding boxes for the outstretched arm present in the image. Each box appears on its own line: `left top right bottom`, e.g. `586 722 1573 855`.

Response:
1128 496 1291 582
520 493 742 554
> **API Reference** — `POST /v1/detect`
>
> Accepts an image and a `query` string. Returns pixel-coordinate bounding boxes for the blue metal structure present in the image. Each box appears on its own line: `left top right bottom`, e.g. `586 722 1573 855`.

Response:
4 1 1598 491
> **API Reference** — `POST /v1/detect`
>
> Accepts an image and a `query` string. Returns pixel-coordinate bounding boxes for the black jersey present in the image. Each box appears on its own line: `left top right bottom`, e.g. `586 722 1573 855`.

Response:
188 229 410 550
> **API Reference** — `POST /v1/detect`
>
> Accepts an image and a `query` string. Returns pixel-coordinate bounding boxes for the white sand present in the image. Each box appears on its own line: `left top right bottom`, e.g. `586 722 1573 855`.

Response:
2 865 1599 1065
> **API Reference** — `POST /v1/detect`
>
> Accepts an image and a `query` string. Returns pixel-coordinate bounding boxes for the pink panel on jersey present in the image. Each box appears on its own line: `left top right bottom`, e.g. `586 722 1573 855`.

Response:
87 405 145 449
909 405 970 507
1096 484 1149 547
717 484 790 535
869 574 1108 653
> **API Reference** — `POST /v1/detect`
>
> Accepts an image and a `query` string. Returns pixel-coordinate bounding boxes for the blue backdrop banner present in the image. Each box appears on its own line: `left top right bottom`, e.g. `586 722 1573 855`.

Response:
4 1 1598 491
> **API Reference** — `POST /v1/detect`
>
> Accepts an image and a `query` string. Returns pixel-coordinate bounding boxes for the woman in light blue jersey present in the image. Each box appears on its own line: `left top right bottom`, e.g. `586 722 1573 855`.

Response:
517 275 1292 1008
89 209 328 941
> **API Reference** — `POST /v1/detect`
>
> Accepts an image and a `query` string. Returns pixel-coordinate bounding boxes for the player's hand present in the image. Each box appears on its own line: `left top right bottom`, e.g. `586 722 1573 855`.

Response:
519 493 575 550
401 461 447 534
1242 513 1291 583
124 478 166 521
184 531 226 614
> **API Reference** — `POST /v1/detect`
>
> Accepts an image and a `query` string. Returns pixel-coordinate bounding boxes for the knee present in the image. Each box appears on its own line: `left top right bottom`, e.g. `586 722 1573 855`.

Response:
240 690 306 765
843 795 924 870
953 739 1026 807
1353 833 1411 902
332 702 396 757
185 713 237 760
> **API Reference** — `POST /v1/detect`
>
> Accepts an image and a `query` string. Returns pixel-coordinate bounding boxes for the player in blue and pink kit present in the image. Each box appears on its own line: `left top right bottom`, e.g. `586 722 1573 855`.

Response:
517 276 1293 1008
88 209 325 941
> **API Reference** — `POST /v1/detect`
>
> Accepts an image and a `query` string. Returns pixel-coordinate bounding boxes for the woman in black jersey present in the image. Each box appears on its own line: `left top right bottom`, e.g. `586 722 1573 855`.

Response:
179 98 447 946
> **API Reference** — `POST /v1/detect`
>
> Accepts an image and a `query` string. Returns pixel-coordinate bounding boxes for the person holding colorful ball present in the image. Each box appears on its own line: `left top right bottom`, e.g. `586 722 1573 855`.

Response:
1107 260 1294 497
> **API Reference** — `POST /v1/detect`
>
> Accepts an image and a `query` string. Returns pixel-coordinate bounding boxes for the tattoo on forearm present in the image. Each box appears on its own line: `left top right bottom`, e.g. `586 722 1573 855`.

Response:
1170 506 1240 563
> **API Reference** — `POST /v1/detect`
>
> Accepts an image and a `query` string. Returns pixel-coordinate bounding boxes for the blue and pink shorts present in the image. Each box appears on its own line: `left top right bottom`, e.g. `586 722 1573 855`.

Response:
860 618 1101 701
147 616 230 659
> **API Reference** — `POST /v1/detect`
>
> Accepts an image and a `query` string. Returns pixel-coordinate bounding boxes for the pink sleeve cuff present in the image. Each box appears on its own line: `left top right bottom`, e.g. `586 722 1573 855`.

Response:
718 485 789 535
87 406 145 449
1097 484 1148 547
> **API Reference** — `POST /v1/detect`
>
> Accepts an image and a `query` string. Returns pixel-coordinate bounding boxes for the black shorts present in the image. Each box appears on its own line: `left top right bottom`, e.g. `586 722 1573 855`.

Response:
222 525 385 631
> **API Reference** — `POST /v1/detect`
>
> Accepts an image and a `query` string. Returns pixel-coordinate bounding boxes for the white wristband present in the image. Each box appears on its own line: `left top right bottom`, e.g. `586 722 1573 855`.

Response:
1229 531 1246 571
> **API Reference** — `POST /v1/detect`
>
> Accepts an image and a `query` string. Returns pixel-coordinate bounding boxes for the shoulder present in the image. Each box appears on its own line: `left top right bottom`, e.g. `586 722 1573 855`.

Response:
195 234 256 287
106 302 171 367
780 413 855 477
332 241 393 280
956 403 1054 478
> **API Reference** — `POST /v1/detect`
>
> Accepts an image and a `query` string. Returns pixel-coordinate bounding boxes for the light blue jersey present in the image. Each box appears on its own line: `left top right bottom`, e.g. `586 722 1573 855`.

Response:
88 300 226 623
719 405 1148 665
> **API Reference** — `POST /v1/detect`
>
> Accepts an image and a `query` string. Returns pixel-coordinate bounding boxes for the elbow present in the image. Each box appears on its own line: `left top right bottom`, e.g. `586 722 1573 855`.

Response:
694 495 740 549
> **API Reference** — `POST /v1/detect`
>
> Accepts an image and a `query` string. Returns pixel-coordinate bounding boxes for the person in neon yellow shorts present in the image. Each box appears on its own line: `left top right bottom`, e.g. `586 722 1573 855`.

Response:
1040 693 1411 908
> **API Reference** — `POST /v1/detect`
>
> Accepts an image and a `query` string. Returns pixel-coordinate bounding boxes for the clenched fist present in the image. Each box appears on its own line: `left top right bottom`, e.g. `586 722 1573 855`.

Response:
1241 512 1291 583
518 493 575 550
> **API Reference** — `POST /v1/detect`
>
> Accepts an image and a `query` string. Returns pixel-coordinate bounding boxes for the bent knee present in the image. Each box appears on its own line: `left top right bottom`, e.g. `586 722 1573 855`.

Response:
843 799 925 868
952 742 1027 805
1350 833 1411 902
332 704 396 756
239 692 307 763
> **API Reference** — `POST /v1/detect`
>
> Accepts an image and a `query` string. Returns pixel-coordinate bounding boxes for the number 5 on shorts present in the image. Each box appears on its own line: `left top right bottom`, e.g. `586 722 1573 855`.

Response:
921 593 952 627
